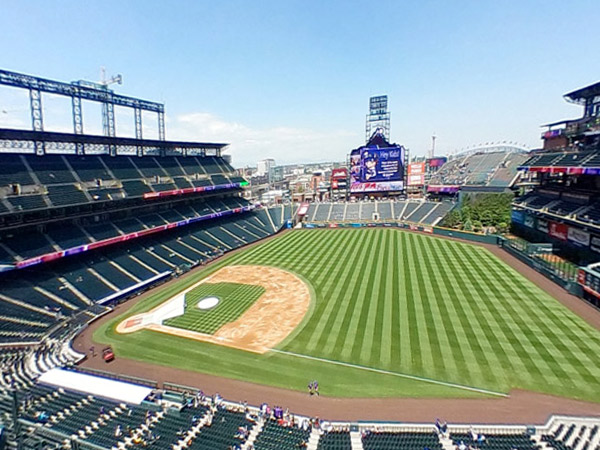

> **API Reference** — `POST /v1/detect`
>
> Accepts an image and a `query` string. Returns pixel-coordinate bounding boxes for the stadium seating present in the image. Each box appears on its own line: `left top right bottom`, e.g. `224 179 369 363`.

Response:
547 200 583 216
1 361 600 450
450 432 539 450
315 203 331 221
429 150 527 188
188 408 253 449
133 157 166 178
0 199 279 343
7 194 47 211
317 430 352 449
47 184 89 207
377 202 393 220
0 155 35 187
578 204 600 225
399 202 419 220
303 200 453 225
67 156 112 181
345 203 360 220
174 176 193 189
521 150 600 169
488 153 529 187
0 152 241 217
151 182 177 192
253 420 311 449
27 155 77 185
330 203 345 221
362 430 443 450
361 202 375 220
121 180 152 196
407 202 436 223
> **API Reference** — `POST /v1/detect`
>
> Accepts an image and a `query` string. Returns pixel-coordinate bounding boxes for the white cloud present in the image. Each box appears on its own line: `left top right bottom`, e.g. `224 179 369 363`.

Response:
169 112 359 167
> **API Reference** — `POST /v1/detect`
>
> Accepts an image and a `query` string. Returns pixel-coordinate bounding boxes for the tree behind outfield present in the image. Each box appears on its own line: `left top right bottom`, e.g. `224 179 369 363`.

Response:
440 192 514 233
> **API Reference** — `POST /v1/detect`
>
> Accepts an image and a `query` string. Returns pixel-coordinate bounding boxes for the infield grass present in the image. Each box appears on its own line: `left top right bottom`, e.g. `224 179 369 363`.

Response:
95 229 600 401
163 282 264 334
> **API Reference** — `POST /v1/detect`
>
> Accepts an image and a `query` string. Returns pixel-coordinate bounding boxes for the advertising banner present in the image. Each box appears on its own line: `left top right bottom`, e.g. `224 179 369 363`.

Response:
427 157 447 168
408 174 425 186
548 221 568 241
511 209 524 225
408 162 425 175
331 168 348 190
524 214 535 228
591 235 600 253
331 168 348 179
537 218 549 233
427 185 460 193
567 226 590 247
297 202 310 216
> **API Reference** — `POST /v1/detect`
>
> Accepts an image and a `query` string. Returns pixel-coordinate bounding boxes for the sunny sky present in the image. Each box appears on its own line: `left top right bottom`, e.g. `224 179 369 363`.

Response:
0 0 598 167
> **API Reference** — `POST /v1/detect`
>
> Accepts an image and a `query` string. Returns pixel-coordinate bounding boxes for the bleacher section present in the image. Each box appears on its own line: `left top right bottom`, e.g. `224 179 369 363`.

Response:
0 145 293 348
317 430 351 449
254 420 311 449
362 430 443 450
303 200 454 225
0 153 243 215
429 151 528 188
1 355 600 450
521 149 600 169
514 189 595 224
450 432 538 450
0 200 291 344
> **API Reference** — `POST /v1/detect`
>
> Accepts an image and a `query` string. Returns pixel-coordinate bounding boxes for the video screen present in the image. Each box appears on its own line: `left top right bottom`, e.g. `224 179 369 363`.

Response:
350 146 404 193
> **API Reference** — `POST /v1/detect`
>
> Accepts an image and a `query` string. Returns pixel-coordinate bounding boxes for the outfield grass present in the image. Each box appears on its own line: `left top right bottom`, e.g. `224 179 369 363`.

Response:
164 282 265 334
95 229 600 400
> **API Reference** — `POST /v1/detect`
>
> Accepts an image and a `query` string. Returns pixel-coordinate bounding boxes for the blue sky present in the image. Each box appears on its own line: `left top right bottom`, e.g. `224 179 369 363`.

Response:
0 0 598 166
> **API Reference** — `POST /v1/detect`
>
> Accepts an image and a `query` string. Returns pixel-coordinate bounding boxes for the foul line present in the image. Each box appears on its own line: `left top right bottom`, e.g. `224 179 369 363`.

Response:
270 349 508 398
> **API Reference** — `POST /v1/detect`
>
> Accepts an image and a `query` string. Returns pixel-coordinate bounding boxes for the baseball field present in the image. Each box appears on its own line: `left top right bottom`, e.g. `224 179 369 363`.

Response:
94 228 600 401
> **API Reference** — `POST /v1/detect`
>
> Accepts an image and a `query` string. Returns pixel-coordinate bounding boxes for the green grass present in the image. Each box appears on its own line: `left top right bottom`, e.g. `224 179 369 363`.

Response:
95 229 600 401
163 282 265 334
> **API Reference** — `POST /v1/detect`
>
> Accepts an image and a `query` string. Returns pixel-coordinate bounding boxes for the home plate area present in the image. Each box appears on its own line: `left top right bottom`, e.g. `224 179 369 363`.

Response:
116 265 311 353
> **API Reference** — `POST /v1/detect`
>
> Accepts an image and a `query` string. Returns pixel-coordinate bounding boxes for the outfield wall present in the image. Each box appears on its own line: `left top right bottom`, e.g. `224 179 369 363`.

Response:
305 221 500 245
432 226 499 244
500 240 582 295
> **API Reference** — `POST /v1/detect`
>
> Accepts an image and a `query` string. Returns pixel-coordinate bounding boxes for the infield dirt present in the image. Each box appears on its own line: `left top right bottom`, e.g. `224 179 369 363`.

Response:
116 265 311 353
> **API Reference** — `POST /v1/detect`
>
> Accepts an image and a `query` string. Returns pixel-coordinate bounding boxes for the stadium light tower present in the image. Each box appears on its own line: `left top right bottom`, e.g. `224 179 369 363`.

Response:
430 133 437 159
365 95 391 142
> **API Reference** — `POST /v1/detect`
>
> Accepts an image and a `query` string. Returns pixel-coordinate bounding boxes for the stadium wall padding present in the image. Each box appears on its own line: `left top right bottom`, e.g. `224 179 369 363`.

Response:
432 227 500 244
500 240 582 295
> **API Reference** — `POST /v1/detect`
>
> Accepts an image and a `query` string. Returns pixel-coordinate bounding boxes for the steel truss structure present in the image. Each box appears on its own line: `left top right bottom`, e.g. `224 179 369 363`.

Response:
0 69 166 144
0 128 226 157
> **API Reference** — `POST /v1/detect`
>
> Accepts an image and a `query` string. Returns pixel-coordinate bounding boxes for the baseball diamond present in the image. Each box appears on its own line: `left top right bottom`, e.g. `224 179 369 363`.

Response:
164 282 265 334
94 228 600 402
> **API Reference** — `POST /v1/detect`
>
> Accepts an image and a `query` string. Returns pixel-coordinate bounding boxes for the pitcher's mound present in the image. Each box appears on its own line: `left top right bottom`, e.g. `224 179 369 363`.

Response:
197 297 219 310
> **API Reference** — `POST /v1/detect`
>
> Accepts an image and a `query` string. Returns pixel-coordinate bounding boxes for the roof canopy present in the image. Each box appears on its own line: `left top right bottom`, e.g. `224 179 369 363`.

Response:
565 81 600 103
38 368 153 405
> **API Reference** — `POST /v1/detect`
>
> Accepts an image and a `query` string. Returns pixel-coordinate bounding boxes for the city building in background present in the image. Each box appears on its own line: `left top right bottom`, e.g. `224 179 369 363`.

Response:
256 158 275 177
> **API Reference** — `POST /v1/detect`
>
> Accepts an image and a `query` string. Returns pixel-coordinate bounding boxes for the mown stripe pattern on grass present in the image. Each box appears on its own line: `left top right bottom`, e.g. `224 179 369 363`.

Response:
163 282 265 334
102 229 600 401
225 229 600 400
